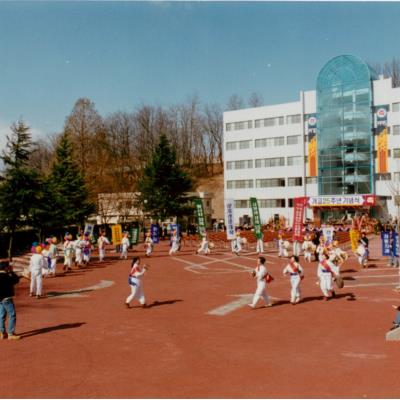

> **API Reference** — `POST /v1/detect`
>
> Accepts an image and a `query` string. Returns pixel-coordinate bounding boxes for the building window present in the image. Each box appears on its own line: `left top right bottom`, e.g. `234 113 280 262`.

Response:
226 160 253 170
375 173 391 181
254 136 284 148
393 148 400 159
287 156 303 166
259 199 286 208
286 114 301 124
306 177 317 184
393 125 400 135
226 180 254 189
256 178 285 188
226 142 237 151
287 135 301 145
226 123 234 132
288 199 294 208
254 116 284 128
255 157 285 168
393 103 400 112
234 200 250 208
288 177 303 186
239 140 251 149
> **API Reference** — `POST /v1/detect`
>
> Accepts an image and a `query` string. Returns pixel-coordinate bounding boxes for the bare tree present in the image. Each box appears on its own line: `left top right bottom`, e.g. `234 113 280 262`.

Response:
203 104 223 171
248 92 264 107
226 94 245 111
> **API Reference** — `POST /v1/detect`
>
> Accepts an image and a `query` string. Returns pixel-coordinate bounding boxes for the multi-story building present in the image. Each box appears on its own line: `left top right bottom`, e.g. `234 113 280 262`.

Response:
223 54 400 225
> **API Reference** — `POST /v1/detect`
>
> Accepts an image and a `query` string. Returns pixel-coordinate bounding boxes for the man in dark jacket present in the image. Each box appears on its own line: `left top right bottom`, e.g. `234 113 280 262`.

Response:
0 260 21 340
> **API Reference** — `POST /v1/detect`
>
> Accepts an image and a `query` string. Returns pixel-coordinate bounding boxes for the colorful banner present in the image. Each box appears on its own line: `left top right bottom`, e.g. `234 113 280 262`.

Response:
224 199 236 240
381 231 391 256
307 114 318 177
322 226 334 244
194 199 206 236
169 223 180 238
308 195 376 207
84 223 94 236
292 197 307 241
376 105 389 174
151 224 160 244
111 224 122 245
130 226 139 245
250 197 262 240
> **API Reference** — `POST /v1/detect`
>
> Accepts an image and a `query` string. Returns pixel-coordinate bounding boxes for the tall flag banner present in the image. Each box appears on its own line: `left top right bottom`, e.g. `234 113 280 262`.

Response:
381 231 391 256
84 223 94 236
292 197 308 241
250 197 263 239
151 224 160 244
322 226 334 244
307 114 318 177
376 105 389 174
224 199 236 240
194 199 206 236
130 226 140 245
111 224 123 245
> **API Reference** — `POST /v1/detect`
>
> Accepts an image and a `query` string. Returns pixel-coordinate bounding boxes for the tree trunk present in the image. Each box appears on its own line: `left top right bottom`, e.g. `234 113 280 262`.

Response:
8 228 14 260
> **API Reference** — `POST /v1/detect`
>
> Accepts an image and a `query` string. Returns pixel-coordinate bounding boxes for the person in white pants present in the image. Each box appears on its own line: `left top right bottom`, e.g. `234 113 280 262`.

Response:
125 257 148 308
283 255 304 304
231 232 242 255
248 256 272 308
169 231 180 256
97 231 109 262
47 237 58 276
144 233 154 257
256 235 264 254
120 233 130 259
356 240 368 268
196 233 210 255
63 235 74 271
317 254 337 300
74 233 84 267
29 246 46 298
302 235 314 263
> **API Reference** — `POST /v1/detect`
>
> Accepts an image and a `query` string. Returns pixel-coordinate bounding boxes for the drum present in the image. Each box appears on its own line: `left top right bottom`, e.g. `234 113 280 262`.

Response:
334 275 344 289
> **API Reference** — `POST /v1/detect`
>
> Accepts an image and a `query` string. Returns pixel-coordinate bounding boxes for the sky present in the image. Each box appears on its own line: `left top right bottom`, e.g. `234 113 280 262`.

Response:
1 1 400 150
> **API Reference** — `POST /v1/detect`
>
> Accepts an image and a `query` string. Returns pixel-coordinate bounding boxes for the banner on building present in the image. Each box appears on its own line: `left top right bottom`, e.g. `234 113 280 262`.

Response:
307 114 318 177
151 224 160 244
250 197 262 239
194 199 206 236
111 224 123 245
375 105 389 174
224 199 236 240
130 226 140 245
322 226 334 244
292 197 308 241
308 195 376 207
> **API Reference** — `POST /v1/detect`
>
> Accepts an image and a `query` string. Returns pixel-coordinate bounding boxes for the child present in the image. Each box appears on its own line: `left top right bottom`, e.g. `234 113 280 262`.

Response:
82 233 92 266
97 231 110 262
169 230 180 256
144 232 154 257
302 235 314 263
317 254 337 300
356 240 368 268
256 235 264 254
283 255 304 304
48 237 58 276
231 232 242 256
74 233 84 267
120 232 130 260
63 234 74 271
248 256 272 308
125 257 148 308
196 233 210 256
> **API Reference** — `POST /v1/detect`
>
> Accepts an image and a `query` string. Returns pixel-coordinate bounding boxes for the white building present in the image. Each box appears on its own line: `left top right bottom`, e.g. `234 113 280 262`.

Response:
223 55 400 225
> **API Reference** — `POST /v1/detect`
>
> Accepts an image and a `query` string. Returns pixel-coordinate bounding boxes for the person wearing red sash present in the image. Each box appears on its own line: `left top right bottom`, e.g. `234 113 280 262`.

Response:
317 254 337 300
283 255 304 304
248 256 272 309
125 257 148 308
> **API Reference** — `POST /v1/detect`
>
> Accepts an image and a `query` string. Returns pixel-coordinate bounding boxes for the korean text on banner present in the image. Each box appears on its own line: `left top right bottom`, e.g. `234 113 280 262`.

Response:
292 197 307 241
250 197 263 239
151 224 160 244
194 199 206 236
307 114 318 177
381 231 391 256
225 199 236 240
376 105 389 174
130 227 140 245
111 224 123 245
84 223 94 236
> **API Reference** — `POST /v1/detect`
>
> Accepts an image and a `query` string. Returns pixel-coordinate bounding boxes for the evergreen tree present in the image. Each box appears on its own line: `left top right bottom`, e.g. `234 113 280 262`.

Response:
0 120 41 258
137 134 193 221
46 133 95 229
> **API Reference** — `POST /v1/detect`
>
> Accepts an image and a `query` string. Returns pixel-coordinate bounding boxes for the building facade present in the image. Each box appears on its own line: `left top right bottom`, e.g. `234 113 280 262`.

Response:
223 55 400 225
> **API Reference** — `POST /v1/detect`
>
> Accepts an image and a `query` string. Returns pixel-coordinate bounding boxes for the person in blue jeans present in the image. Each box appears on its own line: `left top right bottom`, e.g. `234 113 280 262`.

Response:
0 260 21 340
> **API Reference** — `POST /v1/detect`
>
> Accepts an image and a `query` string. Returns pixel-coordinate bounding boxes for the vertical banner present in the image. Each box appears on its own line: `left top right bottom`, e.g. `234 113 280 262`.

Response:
250 197 262 239
130 226 139 245
376 106 389 174
381 231 391 256
292 197 308 241
84 223 94 236
307 114 318 177
194 199 206 236
394 232 399 257
151 224 160 244
322 226 334 244
111 224 122 245
170 223 181 238
224 199 236 240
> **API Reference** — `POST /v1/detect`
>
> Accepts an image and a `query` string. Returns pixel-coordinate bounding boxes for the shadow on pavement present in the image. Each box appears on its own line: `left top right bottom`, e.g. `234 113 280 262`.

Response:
146 299 183 308
20 322 86 338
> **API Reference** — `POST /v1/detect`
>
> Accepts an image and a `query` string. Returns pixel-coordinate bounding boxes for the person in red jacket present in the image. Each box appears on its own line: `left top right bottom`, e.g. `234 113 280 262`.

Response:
0 260 21 340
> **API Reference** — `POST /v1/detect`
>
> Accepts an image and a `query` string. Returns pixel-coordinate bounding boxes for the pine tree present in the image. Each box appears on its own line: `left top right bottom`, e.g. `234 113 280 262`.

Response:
136 134 193 221
0 120 41 258
46 133 95 229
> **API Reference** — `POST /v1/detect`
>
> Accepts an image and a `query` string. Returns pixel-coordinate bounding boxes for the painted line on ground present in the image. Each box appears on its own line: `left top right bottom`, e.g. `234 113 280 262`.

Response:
343 282 398 288
46 280 114 298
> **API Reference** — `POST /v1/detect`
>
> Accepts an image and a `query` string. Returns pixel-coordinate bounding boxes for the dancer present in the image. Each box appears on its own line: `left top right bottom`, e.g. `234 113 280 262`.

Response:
317 254 338 300
82 233 92 266
231 231 242 256
120 232 130 260
256 234 264 254
248 256 272 308
125 257 148 308
144 232 154 257
47 237 58 277
196 233 210 255
302 235 315 263
63 234 74 271
74 233 84 267
29 245 47 298
169 230 180 256
97 231 110 262
283 255 304 304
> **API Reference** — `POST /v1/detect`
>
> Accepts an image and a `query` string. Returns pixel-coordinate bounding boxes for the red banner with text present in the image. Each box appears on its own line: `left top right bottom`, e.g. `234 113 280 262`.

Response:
292 197 308 241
